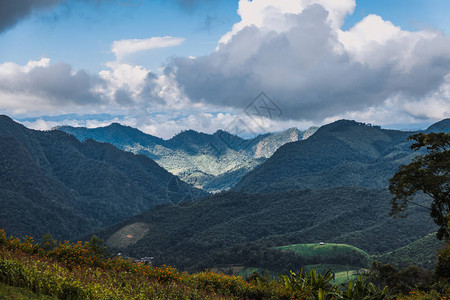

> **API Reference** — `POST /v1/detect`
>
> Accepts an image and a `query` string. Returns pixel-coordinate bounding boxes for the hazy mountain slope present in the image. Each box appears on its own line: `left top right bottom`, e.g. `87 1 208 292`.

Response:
425 118 450 133
0 115 203 240
96 188 436 272
57 124 318 192
234 120 442 193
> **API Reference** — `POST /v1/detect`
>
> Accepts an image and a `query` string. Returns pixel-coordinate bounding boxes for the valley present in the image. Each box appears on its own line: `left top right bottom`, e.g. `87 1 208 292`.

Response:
58 124 318 192
0 115 449 299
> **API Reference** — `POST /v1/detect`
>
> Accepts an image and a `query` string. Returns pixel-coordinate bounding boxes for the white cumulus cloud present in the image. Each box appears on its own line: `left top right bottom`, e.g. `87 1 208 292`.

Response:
160 0 450 125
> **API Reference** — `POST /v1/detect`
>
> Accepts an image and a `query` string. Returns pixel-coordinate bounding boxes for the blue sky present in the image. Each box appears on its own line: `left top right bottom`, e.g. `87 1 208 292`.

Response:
0 1 239 71
0 0 449 138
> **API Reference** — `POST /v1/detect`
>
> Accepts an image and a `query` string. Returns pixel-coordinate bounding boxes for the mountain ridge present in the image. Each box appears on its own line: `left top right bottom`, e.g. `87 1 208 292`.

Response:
57 123 318 191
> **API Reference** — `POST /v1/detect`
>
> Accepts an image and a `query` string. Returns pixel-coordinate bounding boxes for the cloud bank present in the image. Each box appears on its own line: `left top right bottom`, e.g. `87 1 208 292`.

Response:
1 0 450 136
0 58 106 114
165 0 450 122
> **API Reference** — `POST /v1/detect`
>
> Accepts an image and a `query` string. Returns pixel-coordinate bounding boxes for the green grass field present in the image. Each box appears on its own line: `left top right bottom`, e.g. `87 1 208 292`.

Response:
276 243 370 260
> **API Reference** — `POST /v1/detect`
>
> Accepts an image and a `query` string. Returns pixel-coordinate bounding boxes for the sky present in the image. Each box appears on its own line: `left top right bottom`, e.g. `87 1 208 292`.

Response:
0 0 449 138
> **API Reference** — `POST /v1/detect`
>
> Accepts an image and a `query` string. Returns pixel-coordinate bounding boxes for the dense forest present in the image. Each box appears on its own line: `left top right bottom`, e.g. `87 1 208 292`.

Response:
95 188 437 273
0 115 204 240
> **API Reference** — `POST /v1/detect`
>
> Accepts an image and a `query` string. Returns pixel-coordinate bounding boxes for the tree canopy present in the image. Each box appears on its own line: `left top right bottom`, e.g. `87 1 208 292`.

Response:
389 132 450 240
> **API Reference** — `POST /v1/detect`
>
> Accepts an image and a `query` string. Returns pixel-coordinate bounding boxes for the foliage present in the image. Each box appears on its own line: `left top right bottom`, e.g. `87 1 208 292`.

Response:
281 268 338 299
1 229 448 299
0 229 300 299
389 132 450 240
396 289 450 300
0 282 55 299
342 276 388 300
435 242 450 279
365 262 436 295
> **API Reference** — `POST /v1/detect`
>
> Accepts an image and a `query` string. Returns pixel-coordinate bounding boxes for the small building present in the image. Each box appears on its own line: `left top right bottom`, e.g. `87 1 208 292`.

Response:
319 242 325 245
133 257 154 265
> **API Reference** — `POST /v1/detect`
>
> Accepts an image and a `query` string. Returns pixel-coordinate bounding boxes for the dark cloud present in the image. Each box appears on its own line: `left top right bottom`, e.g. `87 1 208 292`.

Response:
0 0 217 33
167 4 450 121
138 72 167 105
114 89 134 106
0 0 62 33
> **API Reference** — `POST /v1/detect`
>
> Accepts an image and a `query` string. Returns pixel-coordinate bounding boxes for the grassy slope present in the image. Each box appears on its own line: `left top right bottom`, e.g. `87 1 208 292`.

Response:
0 282 55 300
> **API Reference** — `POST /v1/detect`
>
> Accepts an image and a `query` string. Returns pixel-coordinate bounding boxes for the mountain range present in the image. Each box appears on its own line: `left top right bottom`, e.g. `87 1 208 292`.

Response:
57 124 318 192
92 118 449 272
2 115 448 274
0 115 203 240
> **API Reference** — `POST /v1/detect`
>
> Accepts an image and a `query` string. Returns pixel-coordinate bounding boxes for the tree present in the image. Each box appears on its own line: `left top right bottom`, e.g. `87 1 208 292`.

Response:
39 233 57 251
435 242 450 279
389 132 450 240
88 235 109 258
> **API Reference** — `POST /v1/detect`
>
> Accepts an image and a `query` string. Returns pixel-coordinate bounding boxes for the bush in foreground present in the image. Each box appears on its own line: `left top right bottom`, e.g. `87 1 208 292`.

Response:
0 229 448 299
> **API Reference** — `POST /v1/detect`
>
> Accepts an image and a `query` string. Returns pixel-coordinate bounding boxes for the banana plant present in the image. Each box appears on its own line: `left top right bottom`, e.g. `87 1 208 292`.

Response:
343 276 389 300
282 268 339 297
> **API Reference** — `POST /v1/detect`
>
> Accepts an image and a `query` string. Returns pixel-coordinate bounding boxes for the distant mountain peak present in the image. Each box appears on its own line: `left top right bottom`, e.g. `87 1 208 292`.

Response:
108 122 125 128
0 114 14 122
426 118 450 133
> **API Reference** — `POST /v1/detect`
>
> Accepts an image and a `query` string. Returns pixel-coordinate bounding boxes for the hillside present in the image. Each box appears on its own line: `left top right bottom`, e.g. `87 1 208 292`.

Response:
425 118 450 133
57 124 317 192
234 120 449 193
276 243 372 267
0 115 203 240
95 187 436 272
377 233 444 269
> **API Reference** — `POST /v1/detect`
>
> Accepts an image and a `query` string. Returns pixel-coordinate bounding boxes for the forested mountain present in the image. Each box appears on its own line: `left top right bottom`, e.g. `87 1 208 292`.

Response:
91 118 449 273
96 187 436 272
57 124 318 192
234 119 449 193
0 115 203 240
